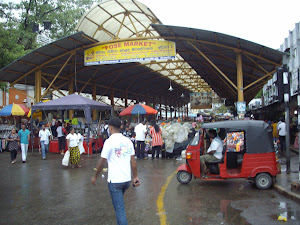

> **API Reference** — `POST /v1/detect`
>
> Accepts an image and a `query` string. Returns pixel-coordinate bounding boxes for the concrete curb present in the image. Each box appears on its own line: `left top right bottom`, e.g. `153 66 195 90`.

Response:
290 147 299 154
274 184 300 203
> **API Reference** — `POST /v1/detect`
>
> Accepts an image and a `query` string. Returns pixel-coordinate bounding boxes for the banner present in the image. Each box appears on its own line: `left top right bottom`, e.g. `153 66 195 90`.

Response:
84 40 176 66
190 92 212 109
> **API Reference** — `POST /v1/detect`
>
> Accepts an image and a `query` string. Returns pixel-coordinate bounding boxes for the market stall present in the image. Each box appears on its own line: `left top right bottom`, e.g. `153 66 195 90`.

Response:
0 104 30 150
31 94 112 155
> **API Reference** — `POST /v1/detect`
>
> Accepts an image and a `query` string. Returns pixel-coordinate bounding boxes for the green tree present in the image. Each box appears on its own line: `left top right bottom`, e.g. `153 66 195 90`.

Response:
0 82 8 92
215 104 229 114
0 0 96 68
255 89 263 99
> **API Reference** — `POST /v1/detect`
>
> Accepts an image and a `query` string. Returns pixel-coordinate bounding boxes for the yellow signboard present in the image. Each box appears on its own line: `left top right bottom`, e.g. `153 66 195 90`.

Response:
84 40 176 65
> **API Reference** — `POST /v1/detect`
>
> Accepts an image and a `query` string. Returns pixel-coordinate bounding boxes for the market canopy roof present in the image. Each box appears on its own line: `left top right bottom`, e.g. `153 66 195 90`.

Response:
76 0 210 95
151 24 285 102
31 94 112 123
31 93 112 112
0 31 191 106
0 0 286 106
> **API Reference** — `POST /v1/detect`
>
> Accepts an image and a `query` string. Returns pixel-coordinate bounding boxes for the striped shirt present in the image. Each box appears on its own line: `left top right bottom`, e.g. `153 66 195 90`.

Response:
150 127 162 147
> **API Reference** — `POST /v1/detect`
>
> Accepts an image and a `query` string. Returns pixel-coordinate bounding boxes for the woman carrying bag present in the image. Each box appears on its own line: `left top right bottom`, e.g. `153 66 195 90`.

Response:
66 128 81 168
6 128 20 164
149 121 163 159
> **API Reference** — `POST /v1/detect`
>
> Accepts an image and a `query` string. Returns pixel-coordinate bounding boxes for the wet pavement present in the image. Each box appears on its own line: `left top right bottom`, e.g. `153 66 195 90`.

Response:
274 150 300 203
0 152 299 225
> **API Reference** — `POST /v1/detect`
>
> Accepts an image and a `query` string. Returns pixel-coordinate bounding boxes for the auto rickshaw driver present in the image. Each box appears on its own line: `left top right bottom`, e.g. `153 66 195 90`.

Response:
200 129 223 178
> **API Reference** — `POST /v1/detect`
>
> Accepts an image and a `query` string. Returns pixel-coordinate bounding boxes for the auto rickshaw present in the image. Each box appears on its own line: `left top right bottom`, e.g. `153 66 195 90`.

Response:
177 120 279 190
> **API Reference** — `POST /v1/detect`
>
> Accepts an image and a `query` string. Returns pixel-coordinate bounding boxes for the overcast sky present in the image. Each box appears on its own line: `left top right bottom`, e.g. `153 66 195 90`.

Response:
2 0 300 49
140 0 300 49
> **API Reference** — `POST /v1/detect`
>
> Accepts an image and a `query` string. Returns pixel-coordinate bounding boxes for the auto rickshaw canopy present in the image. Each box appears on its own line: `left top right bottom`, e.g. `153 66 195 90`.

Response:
201 120 274 154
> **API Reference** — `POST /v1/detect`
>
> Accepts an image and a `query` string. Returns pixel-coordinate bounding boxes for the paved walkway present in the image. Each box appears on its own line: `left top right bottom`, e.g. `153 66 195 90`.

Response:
274 148 300 203
0 151 299 225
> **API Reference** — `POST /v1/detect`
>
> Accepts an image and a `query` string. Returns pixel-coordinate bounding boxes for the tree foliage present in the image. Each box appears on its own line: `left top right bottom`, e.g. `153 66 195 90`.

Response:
0 82 8 92
0 0 96 69
254 88 263 99
215 104 229 114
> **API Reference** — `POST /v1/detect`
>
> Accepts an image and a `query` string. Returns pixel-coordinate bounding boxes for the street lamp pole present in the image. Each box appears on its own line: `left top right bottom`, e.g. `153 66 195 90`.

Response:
283 67 290 174
297 68 300 181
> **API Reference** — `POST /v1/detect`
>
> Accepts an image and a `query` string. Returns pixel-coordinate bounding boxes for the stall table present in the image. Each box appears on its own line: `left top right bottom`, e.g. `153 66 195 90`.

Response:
29 137 40 149
49 139 95 155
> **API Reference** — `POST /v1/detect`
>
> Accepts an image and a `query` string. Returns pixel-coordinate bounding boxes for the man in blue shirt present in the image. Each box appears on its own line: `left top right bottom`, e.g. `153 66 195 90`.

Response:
18 124 30 163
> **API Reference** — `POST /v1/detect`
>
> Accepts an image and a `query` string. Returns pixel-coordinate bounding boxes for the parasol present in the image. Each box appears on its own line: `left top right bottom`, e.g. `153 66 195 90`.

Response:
119 104 157 116
0 103 29 116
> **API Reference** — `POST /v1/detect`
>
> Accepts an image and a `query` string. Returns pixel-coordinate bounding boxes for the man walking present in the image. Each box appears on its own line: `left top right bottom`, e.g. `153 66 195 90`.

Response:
134 120 147 159
277 118 287 153
18 124 30 163
91 117 140 225
39 125 51 160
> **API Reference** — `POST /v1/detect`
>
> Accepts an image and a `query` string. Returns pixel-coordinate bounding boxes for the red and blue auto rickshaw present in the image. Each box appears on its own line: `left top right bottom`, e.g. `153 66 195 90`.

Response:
177 120 279 189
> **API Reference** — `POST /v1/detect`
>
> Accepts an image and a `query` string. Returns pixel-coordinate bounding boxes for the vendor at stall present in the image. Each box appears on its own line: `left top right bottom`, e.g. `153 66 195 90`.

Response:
56 121 67 155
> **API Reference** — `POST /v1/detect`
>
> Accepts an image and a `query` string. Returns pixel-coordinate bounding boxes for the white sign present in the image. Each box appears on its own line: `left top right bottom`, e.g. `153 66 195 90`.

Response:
237 101 246 114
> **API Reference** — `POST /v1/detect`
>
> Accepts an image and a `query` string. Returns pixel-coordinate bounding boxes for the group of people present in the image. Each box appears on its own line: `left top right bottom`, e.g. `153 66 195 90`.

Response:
269 118 287 153
6 121 82 168
6 117 140 225
6 124 30 164
117 120 163 160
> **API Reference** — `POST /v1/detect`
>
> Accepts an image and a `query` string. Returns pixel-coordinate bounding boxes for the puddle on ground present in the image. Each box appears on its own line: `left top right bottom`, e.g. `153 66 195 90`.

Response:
269 201 299 221
219 200 250 225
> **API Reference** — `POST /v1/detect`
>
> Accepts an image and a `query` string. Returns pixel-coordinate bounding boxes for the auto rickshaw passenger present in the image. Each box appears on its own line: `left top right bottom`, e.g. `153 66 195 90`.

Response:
200 129 223 177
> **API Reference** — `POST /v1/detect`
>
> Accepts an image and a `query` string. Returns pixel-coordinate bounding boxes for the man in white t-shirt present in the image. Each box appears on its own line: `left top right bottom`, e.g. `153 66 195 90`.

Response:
91 117 140 225
134 121 147 159
277 118 286 152
200 129 223 177
39 125 51 160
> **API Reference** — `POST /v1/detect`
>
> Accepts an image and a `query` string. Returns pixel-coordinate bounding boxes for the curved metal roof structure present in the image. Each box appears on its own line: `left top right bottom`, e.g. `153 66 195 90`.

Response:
151 24 285 102
0 32 190 105
0 0 285 109
76 0 210 94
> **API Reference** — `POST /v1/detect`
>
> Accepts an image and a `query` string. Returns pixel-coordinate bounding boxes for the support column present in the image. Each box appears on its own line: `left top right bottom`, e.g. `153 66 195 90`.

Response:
145 93 149 106
68 77 74 120
110 88 115 116
236 52 244 102
124 90 128 108
35 69 42 103
92 83 97 121
159 96 162 120
186 104 189 117
165 99 168 120
169 99 172 119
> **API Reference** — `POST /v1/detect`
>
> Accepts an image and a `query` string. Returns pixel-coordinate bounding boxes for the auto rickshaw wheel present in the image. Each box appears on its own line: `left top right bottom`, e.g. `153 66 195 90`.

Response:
177 171 192 184
255 173 272 190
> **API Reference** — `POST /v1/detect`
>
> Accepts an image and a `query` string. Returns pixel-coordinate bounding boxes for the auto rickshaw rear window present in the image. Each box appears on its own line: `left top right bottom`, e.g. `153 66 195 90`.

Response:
226 131 245 152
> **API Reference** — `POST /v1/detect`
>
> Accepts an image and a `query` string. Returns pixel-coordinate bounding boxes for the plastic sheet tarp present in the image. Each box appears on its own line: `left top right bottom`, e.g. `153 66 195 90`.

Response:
161 123 193 153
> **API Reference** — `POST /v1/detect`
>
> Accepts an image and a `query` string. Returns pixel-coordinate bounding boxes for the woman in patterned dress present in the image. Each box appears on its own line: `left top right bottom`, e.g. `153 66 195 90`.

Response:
66 128 81 168
6 128 20 164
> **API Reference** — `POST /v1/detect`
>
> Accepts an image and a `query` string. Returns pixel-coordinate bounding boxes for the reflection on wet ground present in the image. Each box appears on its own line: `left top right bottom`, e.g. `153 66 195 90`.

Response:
0 152 299 225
